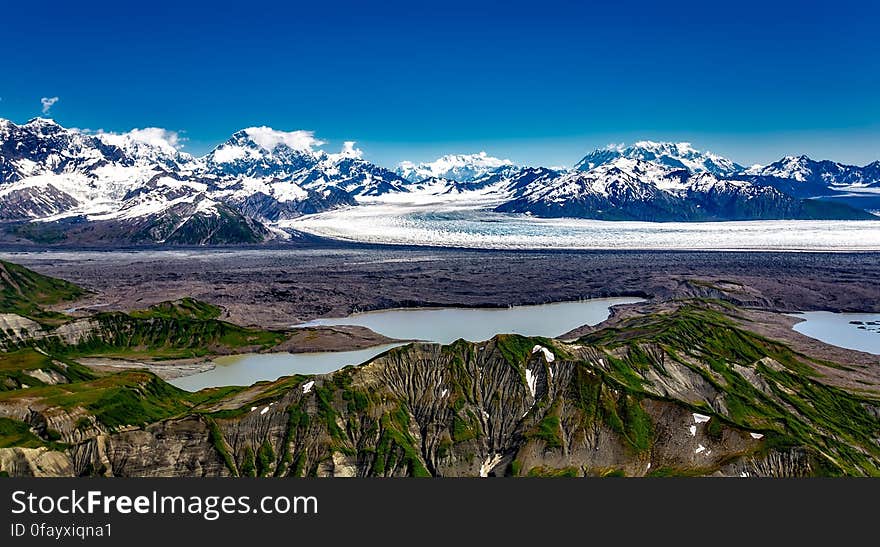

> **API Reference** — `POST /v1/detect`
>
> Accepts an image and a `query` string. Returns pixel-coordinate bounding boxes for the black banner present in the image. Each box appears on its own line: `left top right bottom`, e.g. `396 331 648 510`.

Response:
1 478 875 544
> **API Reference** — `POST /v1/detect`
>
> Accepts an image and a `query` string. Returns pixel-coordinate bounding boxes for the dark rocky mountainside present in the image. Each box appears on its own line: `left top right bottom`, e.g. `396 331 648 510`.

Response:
0 260 877 477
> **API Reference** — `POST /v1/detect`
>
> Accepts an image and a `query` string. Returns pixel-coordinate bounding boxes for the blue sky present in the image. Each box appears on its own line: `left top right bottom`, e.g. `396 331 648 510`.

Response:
1 0 878 168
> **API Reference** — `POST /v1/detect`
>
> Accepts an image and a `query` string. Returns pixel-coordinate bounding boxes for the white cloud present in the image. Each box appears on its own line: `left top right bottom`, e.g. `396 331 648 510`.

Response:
325 141 364 163
340 141 362 157
40 96 59 114
91 127 185 154
243 126 324 153
125 128 183 152
211 144 251 163
337 141 363 159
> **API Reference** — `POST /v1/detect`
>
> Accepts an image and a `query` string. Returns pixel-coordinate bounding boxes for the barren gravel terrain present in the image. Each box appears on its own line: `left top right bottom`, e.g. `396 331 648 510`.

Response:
2 246 877 328
0 244 878 390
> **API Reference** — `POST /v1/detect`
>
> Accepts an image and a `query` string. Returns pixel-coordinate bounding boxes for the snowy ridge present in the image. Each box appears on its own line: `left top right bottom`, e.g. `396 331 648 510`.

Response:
94 128 193 170
396 152 514 183
0 119 877 245
746 155 880 189
575 141 744 176
0 118 408 242
492 157 868 221
503 158 744 204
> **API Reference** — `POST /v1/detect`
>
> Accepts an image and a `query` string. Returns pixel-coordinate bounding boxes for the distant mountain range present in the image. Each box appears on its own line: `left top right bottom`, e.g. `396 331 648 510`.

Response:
0 118 876 245
574 141 745 176
396 152 515 183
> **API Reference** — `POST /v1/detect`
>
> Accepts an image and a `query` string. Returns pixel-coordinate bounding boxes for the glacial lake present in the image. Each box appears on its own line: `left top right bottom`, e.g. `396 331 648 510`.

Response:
297 297 645 345
168 344 404 392
789 311 880 355
169 297 644 392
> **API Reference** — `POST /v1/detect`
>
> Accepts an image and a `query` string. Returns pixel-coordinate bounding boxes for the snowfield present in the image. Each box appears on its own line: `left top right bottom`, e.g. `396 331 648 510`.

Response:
285 204 880 251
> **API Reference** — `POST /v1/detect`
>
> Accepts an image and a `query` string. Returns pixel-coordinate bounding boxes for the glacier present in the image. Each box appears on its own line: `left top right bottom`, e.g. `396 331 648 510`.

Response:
287 205 880 250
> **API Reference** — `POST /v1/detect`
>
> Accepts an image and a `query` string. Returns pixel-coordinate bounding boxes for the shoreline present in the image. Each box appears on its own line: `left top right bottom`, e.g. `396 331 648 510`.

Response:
81 300 880 388
82 298 646 384
5 248 879 329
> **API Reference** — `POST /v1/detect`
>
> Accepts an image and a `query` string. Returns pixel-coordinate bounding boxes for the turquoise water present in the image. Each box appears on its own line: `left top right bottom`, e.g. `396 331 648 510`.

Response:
169 344 403 392
170 297 643 391
297 297 645 345
789 311 880 355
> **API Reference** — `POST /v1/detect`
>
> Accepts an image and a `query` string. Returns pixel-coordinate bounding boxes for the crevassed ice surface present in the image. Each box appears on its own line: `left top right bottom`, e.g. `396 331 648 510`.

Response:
286 207 880 250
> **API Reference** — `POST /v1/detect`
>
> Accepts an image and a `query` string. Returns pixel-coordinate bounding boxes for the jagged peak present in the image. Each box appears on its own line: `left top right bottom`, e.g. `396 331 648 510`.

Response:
24 117 62 127
632 140 697 153
238 126 324 153
400 151 513 169
775 154 812 163
94 127 190 159
396 151 515 182
18 117 66 136
576 140 743 176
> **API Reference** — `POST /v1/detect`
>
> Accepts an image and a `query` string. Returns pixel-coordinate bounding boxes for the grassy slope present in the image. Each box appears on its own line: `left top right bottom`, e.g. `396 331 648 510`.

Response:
0 366 246 432
128 298 222 321
0 417 52 449
0 261 288 359
50 312 287 360
0 260 875 476
1 302 877 476
0 260 85 324
577 303 880 475
0 262 284 441
0 348 96 392
0 304 287 360
199 305 878 477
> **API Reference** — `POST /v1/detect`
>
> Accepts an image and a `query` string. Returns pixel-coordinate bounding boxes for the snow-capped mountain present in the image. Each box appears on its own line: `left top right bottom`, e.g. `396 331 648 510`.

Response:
497 159 696 220
0 118 190 223
396 152 515 183
0 118 128 183
201 127 319 178
744 155 880 194
95 128 193 171
469 166 561 197
88 191 271 245
0 119 411 244
402 176 466 195
496 158 872 221
0 117 876 245
298 156 410 197
200 127 409 198
575 141 744 176
748 155 848 183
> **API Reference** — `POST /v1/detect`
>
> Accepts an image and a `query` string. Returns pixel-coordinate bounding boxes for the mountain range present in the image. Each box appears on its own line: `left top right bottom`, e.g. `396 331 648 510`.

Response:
0 118 877 245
